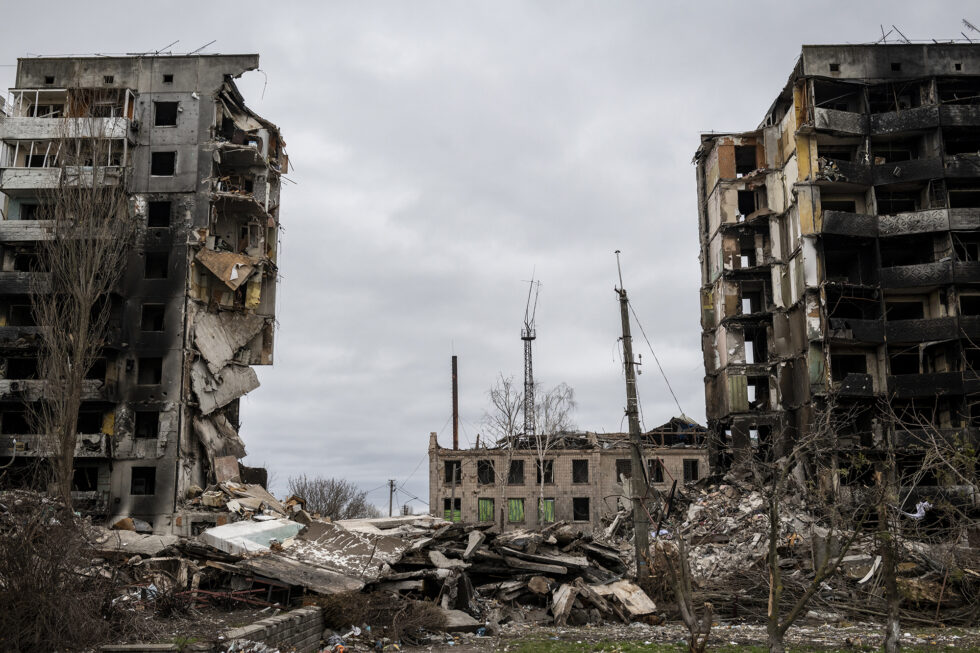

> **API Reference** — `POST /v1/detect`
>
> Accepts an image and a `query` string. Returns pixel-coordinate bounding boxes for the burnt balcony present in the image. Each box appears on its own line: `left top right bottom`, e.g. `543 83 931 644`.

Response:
0 219 54 243
870 105 939 134
949 208 980 230
940 104 980 127
953 261 980 284
893 426 980 449
877 209 950 236
0 325 43 350
827 317 885 343
885 316 958 343
0 379 111 403
0 432 108 458
821 210 877 237
887 371 963 398
872 157 944 185
959 315 980 339
0 271 47 294
943 154 980 179
835 372 875 397
817 158 872 185
813 107 868 135
880 260 952 289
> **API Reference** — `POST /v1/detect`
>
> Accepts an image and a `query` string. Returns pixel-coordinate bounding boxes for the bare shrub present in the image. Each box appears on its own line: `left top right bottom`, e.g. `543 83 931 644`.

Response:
286 475 381 520
312 591 446 643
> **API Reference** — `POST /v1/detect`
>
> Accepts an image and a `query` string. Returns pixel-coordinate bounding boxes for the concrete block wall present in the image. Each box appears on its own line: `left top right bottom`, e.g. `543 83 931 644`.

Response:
222 606 324 652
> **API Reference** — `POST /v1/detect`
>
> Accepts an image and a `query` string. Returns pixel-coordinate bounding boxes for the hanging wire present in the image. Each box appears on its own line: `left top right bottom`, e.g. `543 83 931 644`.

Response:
627 300 685 417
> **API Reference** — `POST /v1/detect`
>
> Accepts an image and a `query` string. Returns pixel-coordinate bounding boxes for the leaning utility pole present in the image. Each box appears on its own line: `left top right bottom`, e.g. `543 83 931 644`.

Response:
522 278 541 443
388 479 396 517
615 251 651 583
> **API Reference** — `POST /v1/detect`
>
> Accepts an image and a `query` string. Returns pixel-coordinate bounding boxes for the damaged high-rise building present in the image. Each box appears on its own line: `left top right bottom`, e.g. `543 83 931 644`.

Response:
0 54 285 533
697 44 980 473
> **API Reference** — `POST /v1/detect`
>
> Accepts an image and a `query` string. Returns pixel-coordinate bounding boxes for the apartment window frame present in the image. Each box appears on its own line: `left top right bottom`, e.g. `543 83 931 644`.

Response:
137 357 163 385
507 497 525 523
572 497 590 522
478 497 494 522
507 459 525 485
130 466 156 495
648 458 665 484
150 151 177 177
683 459 700 483
535 458 554 484
154 101 179 127
537 497 556 524
443 459 461 484
477 459 495 485
442 497 461 522
615 458 632 481
134 411 160 439
571 459 589 484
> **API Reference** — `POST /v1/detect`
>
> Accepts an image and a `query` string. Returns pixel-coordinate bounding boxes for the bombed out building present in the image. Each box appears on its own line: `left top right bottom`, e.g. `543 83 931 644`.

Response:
0 54 285 533
697 44 980 474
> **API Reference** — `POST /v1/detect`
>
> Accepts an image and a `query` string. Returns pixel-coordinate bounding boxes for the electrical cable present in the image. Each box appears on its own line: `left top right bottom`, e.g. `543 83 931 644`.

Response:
627 300 685 417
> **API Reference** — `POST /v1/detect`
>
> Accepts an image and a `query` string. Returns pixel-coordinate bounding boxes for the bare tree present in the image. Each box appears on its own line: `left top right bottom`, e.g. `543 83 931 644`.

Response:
533 382 575 522
482 374 523 442
653 535 713 653
287 474 381 520
30 88 135 513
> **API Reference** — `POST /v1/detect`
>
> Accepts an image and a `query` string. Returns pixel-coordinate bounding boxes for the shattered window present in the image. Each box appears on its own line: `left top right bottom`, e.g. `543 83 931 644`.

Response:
477 459 495 485
444 460 461 484
507 498 525 522
648 458 665 484
147 201 171 228
130 466 156 495
538 498 555 523
507 460 525 485
572 497 590 522
572 459 589 484
442 497 461 522
135 411 160 439
683 459 700 482
478 498 494 522
72 465 99 492
535 459 554 484
615 459 632 480
137 357 163 385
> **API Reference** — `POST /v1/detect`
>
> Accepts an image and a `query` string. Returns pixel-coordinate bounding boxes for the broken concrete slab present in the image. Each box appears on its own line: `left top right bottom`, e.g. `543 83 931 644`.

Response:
237 554 364 595
89 527 179 557
592 579 656 616
194 309 266 375
193 414 247 462
214 455 241 483
502 555 567 575
200 518 302 556
438 607 481 633
190 360 261 416
195 249 258 291
463 530 485 559
429 549 470 569
282 519 410 583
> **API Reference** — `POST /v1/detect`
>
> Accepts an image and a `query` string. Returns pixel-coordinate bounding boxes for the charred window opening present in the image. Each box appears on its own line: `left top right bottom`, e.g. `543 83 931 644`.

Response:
961 294 980 316
154 102 178 127
507 459 524 485
648 458 664 483
734 146 757 177
744 326 768 364
130 466 156 495
747 376 769 409
826 287 880 320
817 144 858 162
943 127 980 156
141 304 165 331
72 465 99 492
885 301 925 320
871 136 922 164
44 76 54 85
19 203 41 220
1 410 29 434
840 454 874 485
964 347 980 373
12 248 42 272
741 286 764 315
572 459 589 483
868 81 919 113
162 74 174 84
477 459 495 485
829 63 840 73
150 151 176 176
7 304 35 327
135 411 160 439
535 459 554 484
443 460 461 484
968 395 980 426
103 75 114 85
889 348 920 375
85 358 106 381
813 80 862 112
875 189 920 214
831 353 868 381
947 181 980 209
737 190 757 217
824 236 878 284
615 458 632 480
137 357 163 385
737 233 759 268
954 233 980 261
572 497 590 521
683 459 700 482
880 234 935 267
144 252 168 279
938 78 980 105
5 357 38 379
147 201 171 228
76 408 102 434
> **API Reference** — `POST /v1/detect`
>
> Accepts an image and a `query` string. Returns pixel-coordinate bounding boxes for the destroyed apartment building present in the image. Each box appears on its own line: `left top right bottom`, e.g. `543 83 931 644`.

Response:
428 417 707 531
697 43 980 476
0 54 286 533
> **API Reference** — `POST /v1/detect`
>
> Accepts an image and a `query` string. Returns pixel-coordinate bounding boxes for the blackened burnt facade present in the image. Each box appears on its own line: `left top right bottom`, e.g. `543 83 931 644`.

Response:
0 54 285 533
697 44 980 471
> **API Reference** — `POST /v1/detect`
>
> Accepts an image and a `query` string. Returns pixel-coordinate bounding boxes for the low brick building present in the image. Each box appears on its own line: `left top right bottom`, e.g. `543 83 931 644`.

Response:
427 417 708 532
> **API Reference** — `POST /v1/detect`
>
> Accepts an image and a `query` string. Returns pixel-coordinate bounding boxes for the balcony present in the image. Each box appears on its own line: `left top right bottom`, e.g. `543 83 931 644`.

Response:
940 104 980 127
827 318 884 343
949 208 980 231
887 371 963 398
0 116 131 142
885 316 958 343
835 372 875 397
0 270 47 294
0 432 108 458
821 210 877 237
877 209 949 236
872 157 943 185
943 154 980 179
0 166 123 196
870 105 939 134
880 261 952 289
953 261 980 284
959 315 980 339
0 379 109 402
0 219 53 242
893 426 980 449
0 325 44 349
813 108 867 135
817 158 871 186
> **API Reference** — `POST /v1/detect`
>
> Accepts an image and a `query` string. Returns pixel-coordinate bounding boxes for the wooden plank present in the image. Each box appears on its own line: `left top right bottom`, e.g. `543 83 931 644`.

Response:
502 555 567 575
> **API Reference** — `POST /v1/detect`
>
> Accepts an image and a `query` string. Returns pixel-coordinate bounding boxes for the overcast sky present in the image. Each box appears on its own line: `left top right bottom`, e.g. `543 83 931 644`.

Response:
1 2 976 510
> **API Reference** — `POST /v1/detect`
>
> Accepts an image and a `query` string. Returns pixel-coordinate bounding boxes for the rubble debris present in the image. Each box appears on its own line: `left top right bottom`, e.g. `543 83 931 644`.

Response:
201 519 302 556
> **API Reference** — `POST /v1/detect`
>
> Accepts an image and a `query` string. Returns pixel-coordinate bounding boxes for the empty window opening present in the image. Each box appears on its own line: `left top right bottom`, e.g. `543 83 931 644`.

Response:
615 458 633 480
147 201 171 227
741 289 763 314
889 350 920 375
7 304 35 327
508 459 525 485
961 295 980 316
744 327 768 364
965 348 980 373
814 80 861 111
144 252 168 279
954 234 980 261
891 62 902 72
141 304 165 331
886 301 925 320
683 459 700 482
734 146 757 177
131 466 156 495
443 497 461 522
943 128 980 156
572 497 590 521
5 357 38 379
829 63 840 73
135 411 160 439
955 63 963 71
648 458 664 483
477 459 495 485
507 497 525 522
137 357 163 385
162 74 174 84
880 235 934 267
831 353 868 381
85 358 106 381
478 497 494 522
103 75 114 84
572 459 589 484
44 76 54 85
536 459 554 484
443 460 461 484
748 377 769 408
871 137 920 164
72 465 99 492
76 409 102 434
875 190 919 214
949 182 980 209
822 199 857 213
26 154 47 168
737 190 757 217
154 102 178 127
1 410 29 435
150 151 176 176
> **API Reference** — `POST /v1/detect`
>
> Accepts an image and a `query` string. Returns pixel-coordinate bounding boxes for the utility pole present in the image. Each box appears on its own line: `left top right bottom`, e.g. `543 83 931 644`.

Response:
615 250 652 584
452 355 459 450
388 479 396 517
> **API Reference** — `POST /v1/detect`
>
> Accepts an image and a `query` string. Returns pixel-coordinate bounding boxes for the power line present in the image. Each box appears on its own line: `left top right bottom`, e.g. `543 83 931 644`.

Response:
627 300 685 417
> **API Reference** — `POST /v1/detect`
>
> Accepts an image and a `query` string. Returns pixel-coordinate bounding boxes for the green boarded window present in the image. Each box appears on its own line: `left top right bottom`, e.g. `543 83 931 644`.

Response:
538 498 555 523
507 498 525 523
443 497 461 522
478 498 494 522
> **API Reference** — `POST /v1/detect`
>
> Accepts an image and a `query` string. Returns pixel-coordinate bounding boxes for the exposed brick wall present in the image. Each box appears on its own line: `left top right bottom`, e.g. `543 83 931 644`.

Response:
222 606 324 652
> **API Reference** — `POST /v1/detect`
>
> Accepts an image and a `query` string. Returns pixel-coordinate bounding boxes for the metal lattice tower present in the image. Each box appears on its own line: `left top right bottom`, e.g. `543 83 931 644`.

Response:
521 278 540 440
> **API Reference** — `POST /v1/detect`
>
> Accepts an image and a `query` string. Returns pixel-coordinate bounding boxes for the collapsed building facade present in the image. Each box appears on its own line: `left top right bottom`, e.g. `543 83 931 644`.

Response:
0 54 285 533
428 418 707 531
697 44 980 478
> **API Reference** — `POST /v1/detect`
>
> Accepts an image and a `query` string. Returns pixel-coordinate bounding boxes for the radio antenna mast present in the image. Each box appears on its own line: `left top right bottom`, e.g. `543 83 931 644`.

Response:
521 274 541 442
